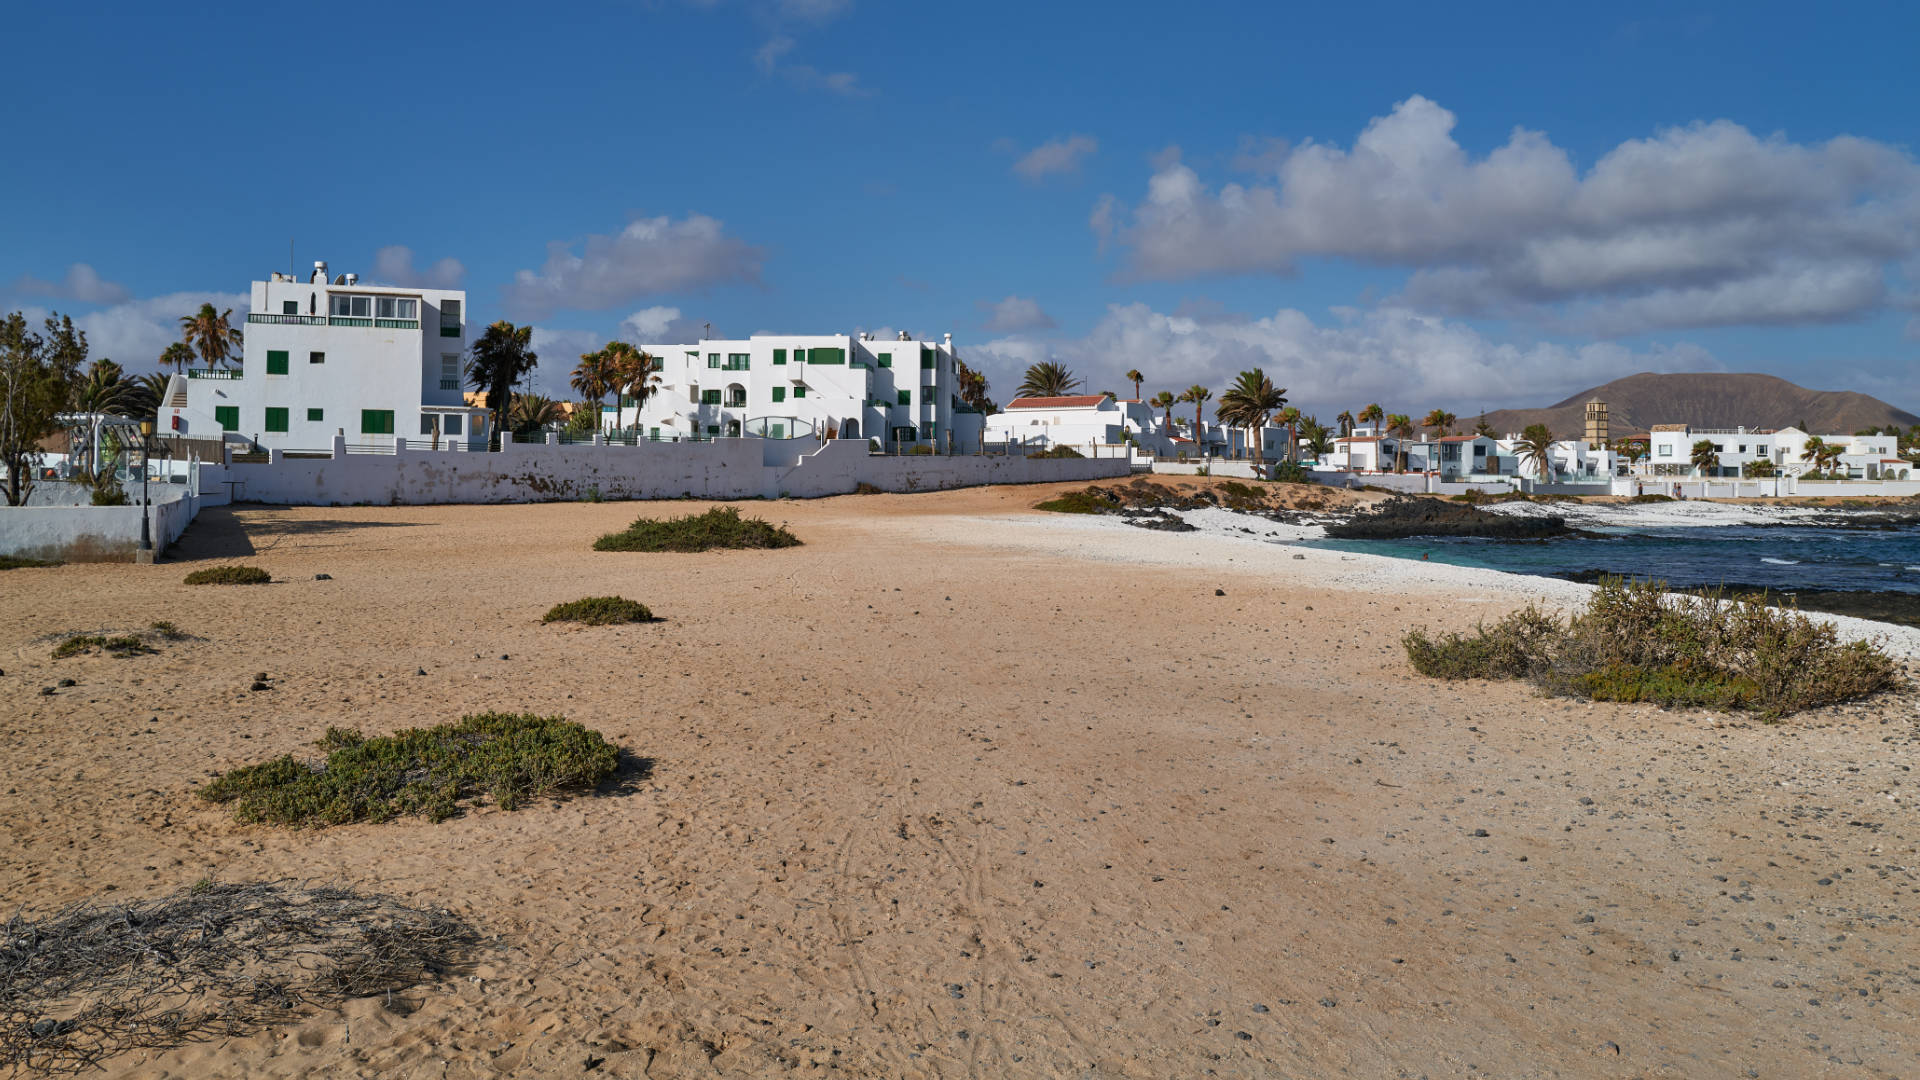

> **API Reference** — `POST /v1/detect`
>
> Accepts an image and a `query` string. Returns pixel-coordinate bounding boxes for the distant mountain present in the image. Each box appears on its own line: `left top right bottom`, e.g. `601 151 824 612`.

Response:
1473 373 1917 440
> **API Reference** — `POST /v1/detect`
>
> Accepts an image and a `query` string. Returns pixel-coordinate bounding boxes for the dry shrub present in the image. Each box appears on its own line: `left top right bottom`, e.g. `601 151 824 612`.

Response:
593 506 800 552
542 596 656 625
182 566 271 585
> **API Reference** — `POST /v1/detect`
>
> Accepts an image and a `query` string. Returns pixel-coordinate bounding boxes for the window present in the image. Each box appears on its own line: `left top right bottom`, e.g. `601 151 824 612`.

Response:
1657 444 1672 456
309 351 325 364
707 353 720 368
444 415 462 435
807 347 845 365
215 406 238 431
1738 444 1748 453
1713 443 1725 453
649 427 660 439
897 389 911 406
726 388 746 408
329 294 371 318
375 297 418 320
701 389 721 405
307 408 324 422
706 424 719 435
772 386 786 403
420 415 437 436
877 352 891 368
264 407 288 433
282 300 298 315
440 299 462 336
724 353 749 370
439 353 460 391
773 348 787 365
793 385 807 399
266 350 289 375
921 423 936 441
921 347 935 370
360 409 395 435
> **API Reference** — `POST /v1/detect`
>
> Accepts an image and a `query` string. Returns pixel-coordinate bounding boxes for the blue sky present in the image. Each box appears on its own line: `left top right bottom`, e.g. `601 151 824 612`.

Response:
5 0 1918 418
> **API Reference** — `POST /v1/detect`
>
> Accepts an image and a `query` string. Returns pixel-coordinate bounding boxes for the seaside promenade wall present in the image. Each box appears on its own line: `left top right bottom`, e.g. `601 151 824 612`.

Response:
0 484 199 561
203 436 1130 506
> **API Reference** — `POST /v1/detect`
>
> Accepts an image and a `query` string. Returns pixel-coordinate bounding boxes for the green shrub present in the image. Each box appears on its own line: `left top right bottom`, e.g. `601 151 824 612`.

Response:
543 596 656 625
1033 489 1118 514
592 506 801 552
198 712 621 826
149 620 185 638
183 565 272 585
1402 577 1899 719
906 445 934 456
52 634 152 659
1029 445 1085 459
1629 493 1675 503
90 481 127 506
0 555 58 570
1270 462 1309 483
1216 480 1263 501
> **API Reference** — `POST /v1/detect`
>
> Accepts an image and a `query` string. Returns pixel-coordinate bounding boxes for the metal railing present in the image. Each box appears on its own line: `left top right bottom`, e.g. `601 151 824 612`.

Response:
328 316 372 327
344 442 396 455
187 369 241 380
440 322 461 337
374 318 419 329
438 379 460 390
246 313 328 325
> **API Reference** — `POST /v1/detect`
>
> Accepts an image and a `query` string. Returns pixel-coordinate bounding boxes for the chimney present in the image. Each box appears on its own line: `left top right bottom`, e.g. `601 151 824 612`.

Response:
943 332 952 346
897 330 911 341
344 273 358 285
311 260 328 284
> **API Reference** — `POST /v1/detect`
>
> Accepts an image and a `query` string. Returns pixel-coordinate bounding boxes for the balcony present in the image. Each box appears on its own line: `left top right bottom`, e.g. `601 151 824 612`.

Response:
187 369 241 380
247 313 328 326
328 316 371 327
439 379 461 391
374 318 420 330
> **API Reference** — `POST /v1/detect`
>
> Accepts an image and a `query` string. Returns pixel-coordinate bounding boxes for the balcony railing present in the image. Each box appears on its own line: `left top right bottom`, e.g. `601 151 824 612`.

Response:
328 316 372 327
438 379 461 391
374 318 419 329
440 320 462 337
247 313 328 326
187 369 241 380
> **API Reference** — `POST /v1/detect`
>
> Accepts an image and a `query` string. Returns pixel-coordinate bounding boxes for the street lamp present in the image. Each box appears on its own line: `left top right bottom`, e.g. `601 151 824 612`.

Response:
137 417 154 561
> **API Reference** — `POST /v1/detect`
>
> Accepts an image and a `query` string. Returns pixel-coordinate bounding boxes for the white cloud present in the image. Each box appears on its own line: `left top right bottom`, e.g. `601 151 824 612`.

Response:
979 295 1056 333
10 263 130 305
965 301 1719 420
502 214 765 321
1013 135 1099 182
371 246 466 289
525 327 607 400
16 291 249 372
1107 95 1920 335
618 305 704 342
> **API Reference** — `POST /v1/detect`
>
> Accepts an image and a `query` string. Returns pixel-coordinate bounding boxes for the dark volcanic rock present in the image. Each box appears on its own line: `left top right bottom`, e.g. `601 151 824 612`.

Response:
1326 496 1573 540
1121 510 1198 533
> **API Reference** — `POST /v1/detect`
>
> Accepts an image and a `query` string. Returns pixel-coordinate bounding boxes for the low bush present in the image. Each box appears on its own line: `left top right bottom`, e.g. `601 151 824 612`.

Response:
1270 462 1309 483
592 506 801 552
1401 576 1899 719
52 634 152 659
183 565 271 585
1034 488 1119 514
1629 493 1676 503
149 620 186 639
1028 445 1085 459
89 481 127 507
1216 480 1263 501
198 712 621 826
0 555 58 570
543 596 656 625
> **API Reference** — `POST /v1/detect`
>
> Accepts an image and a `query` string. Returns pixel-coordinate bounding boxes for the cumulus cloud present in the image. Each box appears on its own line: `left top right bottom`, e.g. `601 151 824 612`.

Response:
10 263 130 305
525 327 606 399
502 214 765 321
1105 95 1920 335
979 295 1056 333
618 305 705 343
15 291 249 371
371 246 466 289
964 301 1719 420
1012 135 1099 182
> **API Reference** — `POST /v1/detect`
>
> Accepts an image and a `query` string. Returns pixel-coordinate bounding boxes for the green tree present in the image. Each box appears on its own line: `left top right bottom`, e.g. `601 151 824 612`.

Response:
1743 458 1776 478
1690 438 1719 477
956 359 995 414
1385 413 1415 471
1179 385 1211 444
1276 405 1302 463
70 359 136 417
1515 423 1557 481
179 303 243 370
508 393 566 436
570 348 615 412
466 321 539 449
1421 409 1456 438
1474 413 1495 438
158 341 197 375
1357 402 1384 435
1335 409 1355 438
1017 361 1081 399
1 312 87 505
1216 369 1287 465
1125 368 1144 401
133 372 172 419
1300 415 1333 459
1150 390 1177 434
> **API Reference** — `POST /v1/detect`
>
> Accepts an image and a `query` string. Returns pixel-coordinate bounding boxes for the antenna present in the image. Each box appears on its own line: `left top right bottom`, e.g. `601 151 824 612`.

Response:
289 239 294 279
703 321 712 340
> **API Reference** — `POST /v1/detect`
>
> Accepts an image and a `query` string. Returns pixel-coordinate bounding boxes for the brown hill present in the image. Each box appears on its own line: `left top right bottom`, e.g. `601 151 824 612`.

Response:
1474 373 1917 439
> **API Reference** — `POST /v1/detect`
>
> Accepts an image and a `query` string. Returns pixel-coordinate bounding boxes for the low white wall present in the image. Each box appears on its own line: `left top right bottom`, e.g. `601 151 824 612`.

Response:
0 486 199 562
1151 461 1267 479
205 436 1130 506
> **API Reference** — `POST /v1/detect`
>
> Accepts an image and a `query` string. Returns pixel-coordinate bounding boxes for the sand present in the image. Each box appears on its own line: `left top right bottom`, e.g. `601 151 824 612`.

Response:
4 482 1918 1078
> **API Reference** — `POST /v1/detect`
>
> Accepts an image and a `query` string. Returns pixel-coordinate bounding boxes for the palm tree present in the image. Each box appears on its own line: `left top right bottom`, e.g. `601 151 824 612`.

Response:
1798 436 1826 476
1217 369 1287 465
71 359 134 416
1611 437 1647 465
1125 369 1144 401
1421 409 1456 439
1017 361 1081 399
134 372 171 417
1516 423 1556 481
508 393 566 435
1150 390 1177 434
607 344 661 428
571 348 615 412
158 342 196 375
956 359 995 414
178 303 243 370
1179 385 1211 447
1335 410 1355 438
1300 416 1333 460
1385 413 1415 471
1690 438 1719 478
1357 402 1384 435
466 321 539 448
1276 405 1302 463
1820 442 1846 476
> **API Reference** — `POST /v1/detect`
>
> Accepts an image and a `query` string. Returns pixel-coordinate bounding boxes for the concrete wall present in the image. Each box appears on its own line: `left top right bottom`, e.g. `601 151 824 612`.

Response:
0 485 199 562
204 435 1130 506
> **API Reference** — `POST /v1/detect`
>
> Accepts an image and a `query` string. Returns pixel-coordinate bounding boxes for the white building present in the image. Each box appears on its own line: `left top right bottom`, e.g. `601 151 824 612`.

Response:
161 261 484 450
1641 426 1903 478
610 331 981 452
985 394 1286 460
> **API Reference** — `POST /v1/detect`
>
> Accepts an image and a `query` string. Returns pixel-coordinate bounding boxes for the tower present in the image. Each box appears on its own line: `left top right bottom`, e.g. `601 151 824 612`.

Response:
1584 399 1609 448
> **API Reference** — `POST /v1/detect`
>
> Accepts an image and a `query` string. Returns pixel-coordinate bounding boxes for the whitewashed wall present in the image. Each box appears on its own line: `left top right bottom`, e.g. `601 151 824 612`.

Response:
0 486 199 561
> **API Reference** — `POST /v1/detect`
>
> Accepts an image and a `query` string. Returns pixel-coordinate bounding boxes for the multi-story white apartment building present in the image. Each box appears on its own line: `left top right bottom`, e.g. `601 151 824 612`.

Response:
984 394 1283 459
160 261 485 450
1641 426 1903 477
608 331 981 451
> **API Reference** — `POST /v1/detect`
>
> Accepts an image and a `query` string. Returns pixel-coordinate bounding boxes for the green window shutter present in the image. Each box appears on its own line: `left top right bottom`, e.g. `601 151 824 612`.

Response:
264 407 289 433
806 347 845 365
361 409 394 435
920 347 935 369
897 389 911 406
307 408 324 422
772 386 786 402
267 350 289 375
793 385 807 399
702 389 720 405
706 424 719 435
877 352 891 368
773 349 787 365
707 354 720 368
215 406 239 431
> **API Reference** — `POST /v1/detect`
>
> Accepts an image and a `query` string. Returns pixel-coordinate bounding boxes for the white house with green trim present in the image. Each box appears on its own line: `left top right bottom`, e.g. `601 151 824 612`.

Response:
159 261 487 451
608 330 982 452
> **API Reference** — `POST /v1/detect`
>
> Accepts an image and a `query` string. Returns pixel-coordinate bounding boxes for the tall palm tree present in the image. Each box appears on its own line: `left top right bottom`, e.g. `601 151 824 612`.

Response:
1421 409 1456 438
1125 369 1144 401
466 321 539 448
1818 442 1846 476
1276 405 1302 463
571 348 615 412
1149 390 1177 434
1179 385 1211 446
134 372 171 417
607 344 661 428
1385 413 1415 471
71 359 134 416
1798 436 1827 477
1300 416 1333 460
178 303 243 370
1017 361 1081 399
1357 402 1384 435
1516 423 1556 481
158 342 196 375
1217 369 1287 465
1335 410 1355 438
1690 438 1719 478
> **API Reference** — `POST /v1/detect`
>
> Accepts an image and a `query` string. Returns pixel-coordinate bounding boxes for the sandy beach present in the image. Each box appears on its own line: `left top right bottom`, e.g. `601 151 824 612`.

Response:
4 482 1918 1078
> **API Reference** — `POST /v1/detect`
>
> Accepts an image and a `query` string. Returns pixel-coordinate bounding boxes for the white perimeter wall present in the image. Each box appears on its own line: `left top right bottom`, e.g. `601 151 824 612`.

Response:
203 436 1131 506
0 486 199 561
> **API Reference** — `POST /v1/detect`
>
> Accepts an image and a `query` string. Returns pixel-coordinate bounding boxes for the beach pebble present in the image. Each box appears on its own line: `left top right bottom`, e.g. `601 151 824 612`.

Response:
946 983 965 999
57 678 76 688
1600 1041 1620 1055
1214 589 1226 596
315 573 331 580
416 667 427 676
1471 828 1490 837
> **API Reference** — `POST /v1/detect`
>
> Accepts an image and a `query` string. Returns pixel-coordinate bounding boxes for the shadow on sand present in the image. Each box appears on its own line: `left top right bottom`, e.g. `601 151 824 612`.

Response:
167 505 428 560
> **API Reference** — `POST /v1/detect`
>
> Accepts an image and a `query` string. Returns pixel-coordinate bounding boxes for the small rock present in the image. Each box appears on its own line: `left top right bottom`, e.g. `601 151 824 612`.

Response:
946 983 965 999
416 668 427 676
314 573 332 580
1319 997 1337 1008
1599 1041 1620 1055
1471 828 1490 837
499 654 510 661
1291 553 1305 560
1235 1031 1252 1041
1214 589 1226 596
249 680 269 692
1251 1003 1269 1013
57 678 77 688
39 686 55 696
1577 796 1595 806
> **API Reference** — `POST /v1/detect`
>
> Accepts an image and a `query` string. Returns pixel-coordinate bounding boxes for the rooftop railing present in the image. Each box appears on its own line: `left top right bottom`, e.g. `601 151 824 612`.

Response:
187 369 241 380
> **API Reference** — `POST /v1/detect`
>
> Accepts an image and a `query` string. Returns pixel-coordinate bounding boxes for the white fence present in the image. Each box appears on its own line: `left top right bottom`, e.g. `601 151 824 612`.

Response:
0 483 200 562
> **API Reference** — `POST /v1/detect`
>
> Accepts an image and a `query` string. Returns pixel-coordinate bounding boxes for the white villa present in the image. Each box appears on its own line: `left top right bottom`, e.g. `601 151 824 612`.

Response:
983 394 1285 460
608 331 983 452
160 261 485 450
1640 426 1906 479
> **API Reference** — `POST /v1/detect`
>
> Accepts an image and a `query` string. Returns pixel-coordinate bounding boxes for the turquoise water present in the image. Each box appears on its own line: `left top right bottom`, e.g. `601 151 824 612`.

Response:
1303 523 1920 594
